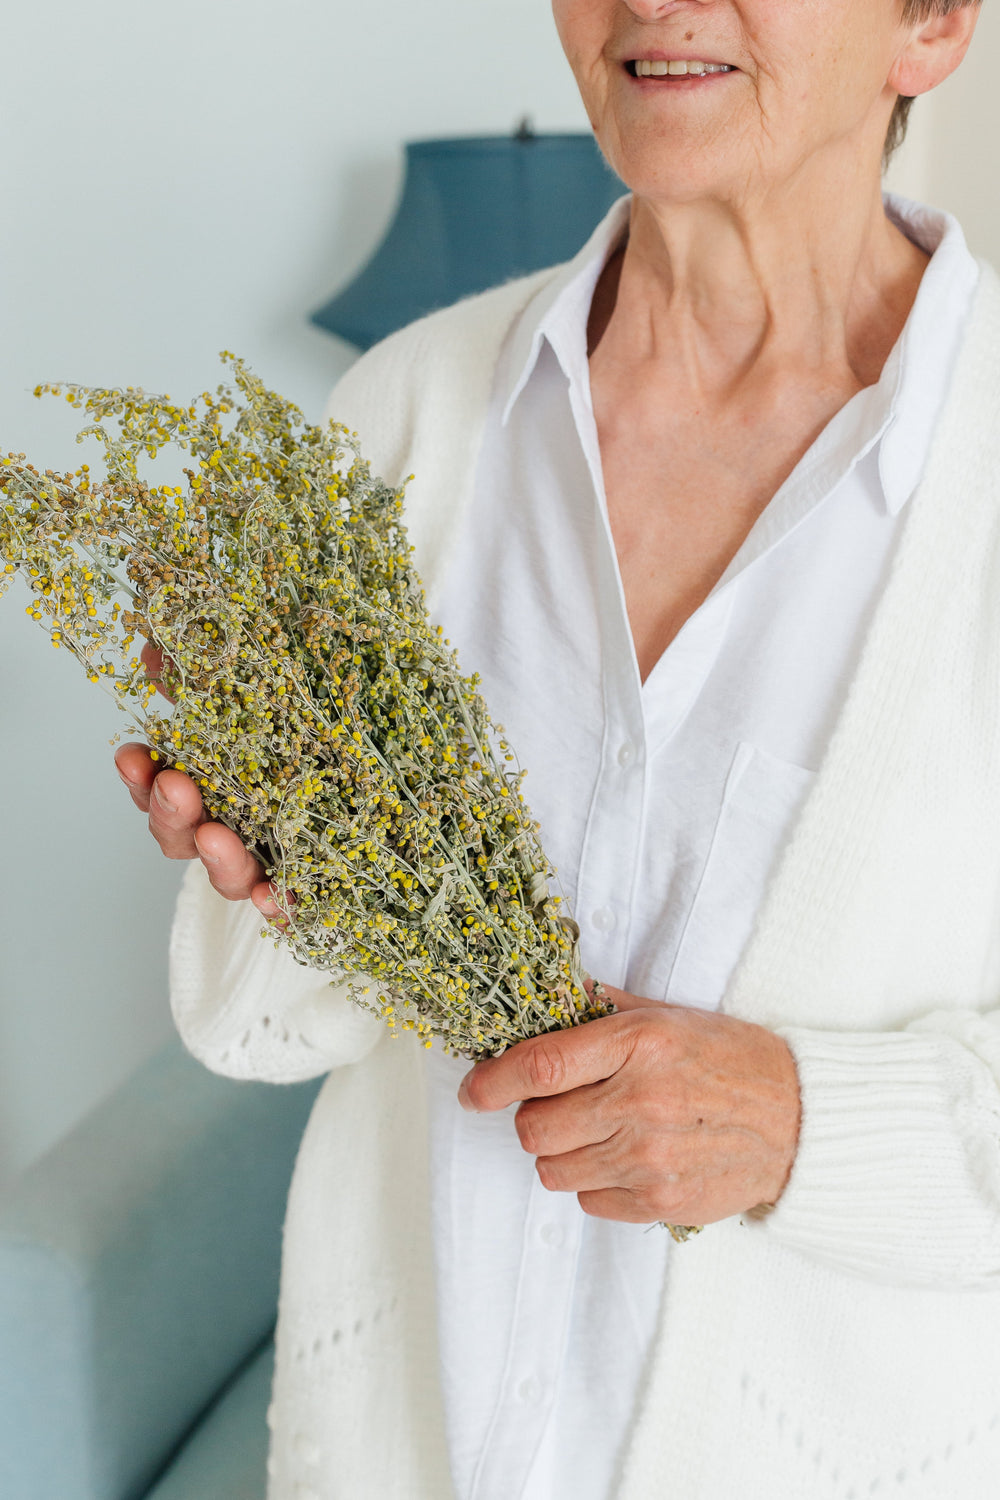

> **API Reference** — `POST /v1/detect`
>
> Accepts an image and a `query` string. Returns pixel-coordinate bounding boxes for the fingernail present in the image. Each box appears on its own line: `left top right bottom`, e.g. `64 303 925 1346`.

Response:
458 1072 476 1112
194 837 219 864
153 779 176 813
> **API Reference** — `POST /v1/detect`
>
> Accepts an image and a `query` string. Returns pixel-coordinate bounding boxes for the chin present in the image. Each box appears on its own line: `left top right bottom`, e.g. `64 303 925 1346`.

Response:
606 145 747 209
598 103 754 207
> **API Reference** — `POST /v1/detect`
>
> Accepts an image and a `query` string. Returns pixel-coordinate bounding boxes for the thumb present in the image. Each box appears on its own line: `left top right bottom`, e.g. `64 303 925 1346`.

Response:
584 979 656 1013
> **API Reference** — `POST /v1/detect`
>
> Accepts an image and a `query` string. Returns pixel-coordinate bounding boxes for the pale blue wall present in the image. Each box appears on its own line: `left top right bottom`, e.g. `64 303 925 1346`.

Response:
0 0 589 1184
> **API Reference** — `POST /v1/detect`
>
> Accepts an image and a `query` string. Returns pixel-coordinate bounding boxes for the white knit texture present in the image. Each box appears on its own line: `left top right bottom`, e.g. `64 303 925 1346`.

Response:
168 264 1000 1499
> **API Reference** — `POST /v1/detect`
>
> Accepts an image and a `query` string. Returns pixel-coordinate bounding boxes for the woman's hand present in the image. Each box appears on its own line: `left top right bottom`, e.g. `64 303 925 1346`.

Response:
459 984 801 1227
112 640 292 929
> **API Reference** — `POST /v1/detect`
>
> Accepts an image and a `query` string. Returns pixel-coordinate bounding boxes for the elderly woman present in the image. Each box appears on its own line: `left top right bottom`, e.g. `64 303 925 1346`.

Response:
117 1 997 1496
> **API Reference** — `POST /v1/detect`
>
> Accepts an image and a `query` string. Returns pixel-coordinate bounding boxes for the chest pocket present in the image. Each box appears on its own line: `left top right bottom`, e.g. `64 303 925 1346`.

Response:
665 741 816 1011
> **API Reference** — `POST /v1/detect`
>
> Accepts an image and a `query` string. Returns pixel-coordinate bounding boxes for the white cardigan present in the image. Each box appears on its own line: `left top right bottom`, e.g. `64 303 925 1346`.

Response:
170 262 1000 1500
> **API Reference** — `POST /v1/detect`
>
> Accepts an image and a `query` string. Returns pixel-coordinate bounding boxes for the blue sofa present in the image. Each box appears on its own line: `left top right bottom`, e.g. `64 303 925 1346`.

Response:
0 1040 322 1500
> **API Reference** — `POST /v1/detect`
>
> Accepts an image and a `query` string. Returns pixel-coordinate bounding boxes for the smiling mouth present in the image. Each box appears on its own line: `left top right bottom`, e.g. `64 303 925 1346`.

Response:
627 59 735 78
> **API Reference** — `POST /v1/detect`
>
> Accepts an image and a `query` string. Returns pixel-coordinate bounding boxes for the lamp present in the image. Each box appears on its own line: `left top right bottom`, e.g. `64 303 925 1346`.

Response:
310 122 624 351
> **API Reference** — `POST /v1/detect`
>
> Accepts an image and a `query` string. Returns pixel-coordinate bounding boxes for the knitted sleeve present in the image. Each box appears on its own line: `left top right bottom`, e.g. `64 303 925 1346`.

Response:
168 859 384 1082
731 273 1000 1291
761 1011 1000 1288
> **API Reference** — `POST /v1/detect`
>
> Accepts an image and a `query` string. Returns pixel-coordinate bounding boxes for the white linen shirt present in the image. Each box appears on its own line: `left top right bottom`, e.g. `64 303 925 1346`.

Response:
425 194 979 1500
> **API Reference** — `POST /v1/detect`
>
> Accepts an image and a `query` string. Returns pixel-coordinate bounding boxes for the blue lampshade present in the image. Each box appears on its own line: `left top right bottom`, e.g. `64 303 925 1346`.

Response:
311 129 624 351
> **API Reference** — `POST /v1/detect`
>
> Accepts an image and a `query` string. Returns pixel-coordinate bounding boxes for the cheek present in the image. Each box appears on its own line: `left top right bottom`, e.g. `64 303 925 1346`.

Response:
747 4 900 116
746 40 882 159
550 0 594 62
551 1 613 96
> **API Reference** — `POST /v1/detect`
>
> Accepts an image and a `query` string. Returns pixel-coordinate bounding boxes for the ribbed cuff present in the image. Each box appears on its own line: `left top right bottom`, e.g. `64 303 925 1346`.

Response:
759 1026 1000 1286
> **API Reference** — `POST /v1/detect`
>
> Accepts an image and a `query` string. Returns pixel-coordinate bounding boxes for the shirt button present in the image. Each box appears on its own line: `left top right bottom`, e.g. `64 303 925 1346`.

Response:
592 907 617 933
517 1375 543 1404
294 1434 322 1465
617 741 636 768
540 1221 565 1249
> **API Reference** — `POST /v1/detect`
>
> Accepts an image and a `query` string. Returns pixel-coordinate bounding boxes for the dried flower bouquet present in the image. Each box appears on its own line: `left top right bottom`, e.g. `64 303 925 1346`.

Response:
1 357 614 1059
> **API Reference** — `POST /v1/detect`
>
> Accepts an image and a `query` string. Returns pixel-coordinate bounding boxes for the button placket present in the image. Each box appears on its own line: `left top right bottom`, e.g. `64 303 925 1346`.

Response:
573 696 646 986
560 352 652 985
471 1185 582 1500
540 1221 566 1249
641 587 737 753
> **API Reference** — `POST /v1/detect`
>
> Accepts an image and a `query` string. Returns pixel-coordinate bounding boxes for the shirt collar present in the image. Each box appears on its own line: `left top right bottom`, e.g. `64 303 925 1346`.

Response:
877 193 980 514
499 194 632 426
499 191 979 519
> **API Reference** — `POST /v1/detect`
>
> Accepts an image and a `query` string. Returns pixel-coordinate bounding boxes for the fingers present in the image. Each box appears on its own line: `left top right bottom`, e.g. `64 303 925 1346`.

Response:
115 742 290 923
115 743 202 849
114 742 270 905
140 639 177 704
529 1130 695 1226
191 819 267 900
528 1123 699 1225
534 1133 627 1194
459 1013 636 1113
114 741 160 809
515 1082 616 1158
575 1188 662 1225
148 769 206 860
251 878 292 928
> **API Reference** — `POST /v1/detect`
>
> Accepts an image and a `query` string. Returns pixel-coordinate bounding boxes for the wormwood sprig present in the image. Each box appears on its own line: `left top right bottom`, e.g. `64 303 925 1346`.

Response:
0 355 615 1060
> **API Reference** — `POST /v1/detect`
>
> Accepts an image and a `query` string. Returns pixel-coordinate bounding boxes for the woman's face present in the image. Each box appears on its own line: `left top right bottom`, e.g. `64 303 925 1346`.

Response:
552 0 948 204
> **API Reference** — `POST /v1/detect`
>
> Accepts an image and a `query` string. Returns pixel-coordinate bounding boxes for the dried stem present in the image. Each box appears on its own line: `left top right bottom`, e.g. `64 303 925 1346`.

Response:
1 356 613 1058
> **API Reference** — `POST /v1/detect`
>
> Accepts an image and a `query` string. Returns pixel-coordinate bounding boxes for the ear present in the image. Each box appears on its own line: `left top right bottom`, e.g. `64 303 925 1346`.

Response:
889 4 981 100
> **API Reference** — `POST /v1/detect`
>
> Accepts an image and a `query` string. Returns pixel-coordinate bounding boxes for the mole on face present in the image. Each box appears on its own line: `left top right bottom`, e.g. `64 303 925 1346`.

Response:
685 31 694 41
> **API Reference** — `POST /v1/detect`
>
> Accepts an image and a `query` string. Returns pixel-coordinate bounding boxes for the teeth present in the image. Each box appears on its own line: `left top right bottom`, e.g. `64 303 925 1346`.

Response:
634 59 732 77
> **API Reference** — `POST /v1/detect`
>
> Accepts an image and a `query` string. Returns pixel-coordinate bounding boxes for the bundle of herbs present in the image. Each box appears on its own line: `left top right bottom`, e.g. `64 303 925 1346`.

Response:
1 357 615 1060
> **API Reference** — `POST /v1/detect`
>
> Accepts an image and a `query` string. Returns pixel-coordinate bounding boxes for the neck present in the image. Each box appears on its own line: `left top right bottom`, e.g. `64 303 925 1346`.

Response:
590 156 929 400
